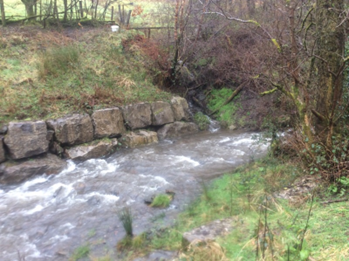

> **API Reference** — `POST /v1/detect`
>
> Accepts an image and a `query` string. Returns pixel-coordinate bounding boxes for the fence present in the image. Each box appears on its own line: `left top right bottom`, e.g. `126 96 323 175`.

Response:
0 0 132 26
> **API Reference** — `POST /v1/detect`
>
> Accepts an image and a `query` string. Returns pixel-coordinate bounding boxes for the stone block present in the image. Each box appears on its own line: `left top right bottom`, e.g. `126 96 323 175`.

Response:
4 121 48 160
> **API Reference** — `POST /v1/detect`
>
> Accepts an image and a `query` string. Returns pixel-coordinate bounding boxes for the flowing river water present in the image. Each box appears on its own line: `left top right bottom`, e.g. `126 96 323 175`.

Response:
0 129 269 260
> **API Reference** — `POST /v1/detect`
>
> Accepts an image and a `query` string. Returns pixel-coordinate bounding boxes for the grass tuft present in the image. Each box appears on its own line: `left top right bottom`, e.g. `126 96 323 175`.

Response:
119 207 133 237
150 194 172 208
69 244 90 261
37 45 80 79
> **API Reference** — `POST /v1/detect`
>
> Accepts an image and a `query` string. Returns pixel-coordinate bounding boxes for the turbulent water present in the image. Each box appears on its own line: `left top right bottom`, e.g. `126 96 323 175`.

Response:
0 130 269 260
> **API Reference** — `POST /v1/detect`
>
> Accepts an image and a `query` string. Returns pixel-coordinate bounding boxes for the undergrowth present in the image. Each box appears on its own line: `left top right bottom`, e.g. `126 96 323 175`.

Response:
136 157 349 261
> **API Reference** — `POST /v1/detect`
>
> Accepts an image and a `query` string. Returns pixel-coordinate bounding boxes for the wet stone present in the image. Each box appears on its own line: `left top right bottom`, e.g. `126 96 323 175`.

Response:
122 130 158 148
157 122 199 140
0 124 7 135
170 96 190 121
46 114 94 146
151 101 174 126
92 107 126 138
122 103 152 130
132 250 177 261
65 138 118 161
0 153 67 184
0 136 5 163
4 121 49 160
182 218 237 249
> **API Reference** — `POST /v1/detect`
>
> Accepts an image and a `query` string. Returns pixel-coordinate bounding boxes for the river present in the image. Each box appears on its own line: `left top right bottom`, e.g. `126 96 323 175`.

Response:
0 129 269 260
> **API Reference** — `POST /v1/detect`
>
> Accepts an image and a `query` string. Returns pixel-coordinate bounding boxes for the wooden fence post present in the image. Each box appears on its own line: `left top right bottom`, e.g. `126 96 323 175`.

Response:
118 5 122 24
111 6 114 21
126 9 131 27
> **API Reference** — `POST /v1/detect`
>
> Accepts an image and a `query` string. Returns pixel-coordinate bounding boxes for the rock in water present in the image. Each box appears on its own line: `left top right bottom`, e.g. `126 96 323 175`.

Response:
157 122 199 140
122 131 158 148
0 136 5 163
65 139 118 161
0 153 67 184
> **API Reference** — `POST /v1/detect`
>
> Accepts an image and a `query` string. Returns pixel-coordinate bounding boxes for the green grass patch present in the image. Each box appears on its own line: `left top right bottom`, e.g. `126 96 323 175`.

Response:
69 244 90 261
207 87 241 126
142 157 349 261
150 194 172 208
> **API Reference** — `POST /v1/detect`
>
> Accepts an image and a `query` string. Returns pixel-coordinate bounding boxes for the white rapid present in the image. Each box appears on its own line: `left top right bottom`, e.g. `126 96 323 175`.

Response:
0 130 269 260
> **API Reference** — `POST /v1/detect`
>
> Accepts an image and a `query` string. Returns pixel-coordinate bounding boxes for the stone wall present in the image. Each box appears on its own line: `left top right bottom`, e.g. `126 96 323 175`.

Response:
0 97 198 184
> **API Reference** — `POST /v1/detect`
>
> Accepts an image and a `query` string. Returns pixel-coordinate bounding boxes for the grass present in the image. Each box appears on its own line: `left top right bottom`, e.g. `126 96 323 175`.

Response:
69 244 90 261
207 87 242 126
0 26 172 125
119 207 133 237
127 156 349 261
150 194 172 208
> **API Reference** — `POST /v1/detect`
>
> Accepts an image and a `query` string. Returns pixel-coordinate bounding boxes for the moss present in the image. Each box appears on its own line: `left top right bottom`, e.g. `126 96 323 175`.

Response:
193 112 210 130
207 88 241 126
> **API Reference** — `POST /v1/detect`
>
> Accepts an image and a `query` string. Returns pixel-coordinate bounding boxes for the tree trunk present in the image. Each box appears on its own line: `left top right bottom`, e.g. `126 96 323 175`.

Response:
314 0 345 147
63 0 68 21
247 0 255 17
21 0 36 18
0 0 5 26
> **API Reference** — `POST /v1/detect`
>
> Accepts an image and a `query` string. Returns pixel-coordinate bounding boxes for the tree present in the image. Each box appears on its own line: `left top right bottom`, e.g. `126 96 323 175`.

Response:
0 0 5 26
21 0 36 18
313 0 346 147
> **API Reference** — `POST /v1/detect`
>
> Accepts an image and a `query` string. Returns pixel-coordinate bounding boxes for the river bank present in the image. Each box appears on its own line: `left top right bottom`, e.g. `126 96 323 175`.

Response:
0 129 269 261
124 157 349 261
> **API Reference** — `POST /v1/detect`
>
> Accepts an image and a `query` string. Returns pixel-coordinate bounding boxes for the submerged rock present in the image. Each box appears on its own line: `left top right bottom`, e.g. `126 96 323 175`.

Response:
47 114 94 146
4 121 49 160
0 124 8 135
182 218 236 249
122 103 152 130
171 96 190 121
65 139 118 161
0 136 5 163
151 101 174 126
92 107 126 138
0 153 67 184
157 122 199 140
132 250 177 261
122 130 158 148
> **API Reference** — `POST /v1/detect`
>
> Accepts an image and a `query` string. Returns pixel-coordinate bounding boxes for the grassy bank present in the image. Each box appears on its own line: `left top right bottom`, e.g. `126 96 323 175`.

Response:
117 157 349 261
0 26 171 125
